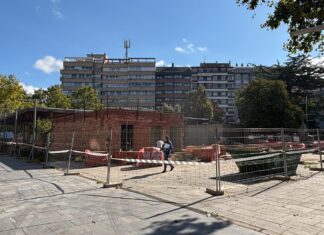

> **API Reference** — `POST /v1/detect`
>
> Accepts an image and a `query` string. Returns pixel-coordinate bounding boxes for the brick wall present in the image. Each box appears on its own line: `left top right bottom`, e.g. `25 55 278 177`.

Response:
50 109 184 153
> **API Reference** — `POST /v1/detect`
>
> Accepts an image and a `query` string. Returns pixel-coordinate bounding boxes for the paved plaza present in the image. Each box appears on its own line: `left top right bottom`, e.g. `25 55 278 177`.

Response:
70 153 324 235
0 155 260 235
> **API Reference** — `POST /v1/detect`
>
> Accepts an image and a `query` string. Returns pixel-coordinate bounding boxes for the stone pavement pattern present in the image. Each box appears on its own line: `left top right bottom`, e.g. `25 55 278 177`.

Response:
0 155 260 235
73 154 324 235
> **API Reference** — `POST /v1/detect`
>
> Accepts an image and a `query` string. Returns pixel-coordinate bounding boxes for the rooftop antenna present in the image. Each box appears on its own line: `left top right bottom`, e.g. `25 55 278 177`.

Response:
124 39 131 59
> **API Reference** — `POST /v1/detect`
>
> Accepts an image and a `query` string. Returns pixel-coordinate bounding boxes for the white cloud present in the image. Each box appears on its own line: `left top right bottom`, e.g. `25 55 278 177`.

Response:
34 56 63 74
175 38 208 54
156 60 171 67
20 82 39 95
310 57 324 68
52 9 64 19
155 60 190 68
187 43 195 52
182 38 190 43
175 47 187 53
50 0 64 19
197 47 208 52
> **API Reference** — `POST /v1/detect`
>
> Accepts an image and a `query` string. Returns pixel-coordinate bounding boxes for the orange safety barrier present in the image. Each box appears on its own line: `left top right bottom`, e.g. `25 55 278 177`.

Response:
84 149 108 167
188 144 221 162
137 147 163 167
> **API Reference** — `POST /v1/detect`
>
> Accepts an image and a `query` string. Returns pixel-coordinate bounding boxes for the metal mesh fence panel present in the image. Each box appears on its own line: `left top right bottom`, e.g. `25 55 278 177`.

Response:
2 107 324 197
105 126 218 192
218 128 320 195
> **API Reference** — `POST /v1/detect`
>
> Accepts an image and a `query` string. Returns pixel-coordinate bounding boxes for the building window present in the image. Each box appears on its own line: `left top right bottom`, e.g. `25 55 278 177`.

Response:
121 125 133 151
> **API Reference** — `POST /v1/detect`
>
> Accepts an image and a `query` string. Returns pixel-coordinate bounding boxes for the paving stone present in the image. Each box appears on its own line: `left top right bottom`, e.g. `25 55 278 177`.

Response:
0 219 15 232
0 228 25 235
22 224 54 235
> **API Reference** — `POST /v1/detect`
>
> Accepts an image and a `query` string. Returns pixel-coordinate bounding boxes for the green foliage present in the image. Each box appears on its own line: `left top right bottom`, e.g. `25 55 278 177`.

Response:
174 104 182 113
184 85 214 120
162 103 182 113
29 85 71 109
36 118 52 134
32 89 47 101
0 75 27 114
71 86 102 110
257 55 324 127
162 103 175 113
257 55 324 93
47 85 72 109
237 0 324 54
236 78 304 128
213 103 225 123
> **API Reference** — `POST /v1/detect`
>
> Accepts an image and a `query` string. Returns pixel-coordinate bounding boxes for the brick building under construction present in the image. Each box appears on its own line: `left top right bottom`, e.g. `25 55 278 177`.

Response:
50 108 184 154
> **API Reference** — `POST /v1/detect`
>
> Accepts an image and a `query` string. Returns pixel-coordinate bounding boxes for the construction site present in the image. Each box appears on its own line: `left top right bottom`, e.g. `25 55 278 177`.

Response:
1 107 324 234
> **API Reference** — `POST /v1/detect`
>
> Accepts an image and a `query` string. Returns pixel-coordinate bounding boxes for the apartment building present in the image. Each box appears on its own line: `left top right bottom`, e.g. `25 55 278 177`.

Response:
232 66 257 122
60 53 156 110
191 63 235 122
155 64 191 110
191 63 257 123
233 66 257 89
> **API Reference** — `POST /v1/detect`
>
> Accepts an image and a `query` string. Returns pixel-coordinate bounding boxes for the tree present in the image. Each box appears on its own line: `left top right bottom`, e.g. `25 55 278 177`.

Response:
162 103 182 113
71 86 101 110
36 118 52 134
47 85 71 109
213 103 225 123
28 85 71 109
183 85 214 120
31 89 47 101
257 55 324 127
257 55 324 94
237 0 324 54
0 75 26 114
236 78 304 128
162 103 175 113
174 104 182 113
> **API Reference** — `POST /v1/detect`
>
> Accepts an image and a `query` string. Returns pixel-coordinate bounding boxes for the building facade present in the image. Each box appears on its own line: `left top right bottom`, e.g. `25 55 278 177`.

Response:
60 53 258 123
51 109 184 152
191 63 236 122
155 64 192 110
191 63 257 123
232 66 257 122
60 54 156 110
232 66 257 89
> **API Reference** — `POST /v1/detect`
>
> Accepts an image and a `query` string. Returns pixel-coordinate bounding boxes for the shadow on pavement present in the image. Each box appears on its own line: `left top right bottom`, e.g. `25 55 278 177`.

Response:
120 165 161 171
0 155 44 171
145 215 231 235
81 193 163 203
124 172 162 180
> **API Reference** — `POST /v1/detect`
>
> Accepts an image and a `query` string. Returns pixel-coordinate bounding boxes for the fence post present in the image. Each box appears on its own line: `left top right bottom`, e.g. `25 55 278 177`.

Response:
44 132 51 168
206 143 224 196
13 109 18 157
104 129 122 188
281 128 288 178
64 132 77 175
32 101 37 160
17 144 21 158
318 129 323 171
29 140 36 161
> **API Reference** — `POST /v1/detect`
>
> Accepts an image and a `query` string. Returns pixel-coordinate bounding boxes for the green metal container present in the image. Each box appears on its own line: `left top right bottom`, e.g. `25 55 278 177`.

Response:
228 147 301 176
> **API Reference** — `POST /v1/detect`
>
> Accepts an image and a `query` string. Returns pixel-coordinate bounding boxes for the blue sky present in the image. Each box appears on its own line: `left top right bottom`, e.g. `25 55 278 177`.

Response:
0 0 292 93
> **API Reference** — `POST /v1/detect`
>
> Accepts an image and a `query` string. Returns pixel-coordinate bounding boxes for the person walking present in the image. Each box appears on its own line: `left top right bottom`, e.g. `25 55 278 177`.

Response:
162 135 174 173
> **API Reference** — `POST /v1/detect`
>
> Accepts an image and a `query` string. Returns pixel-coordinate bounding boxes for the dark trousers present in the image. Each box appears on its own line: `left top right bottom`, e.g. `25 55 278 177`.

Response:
163 152 173 171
